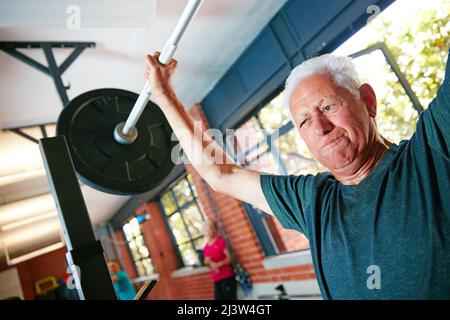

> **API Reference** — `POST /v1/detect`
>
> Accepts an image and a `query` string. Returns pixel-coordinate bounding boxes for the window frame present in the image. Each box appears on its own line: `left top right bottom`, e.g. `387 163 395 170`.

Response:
158 174 207 268
122 216 155 278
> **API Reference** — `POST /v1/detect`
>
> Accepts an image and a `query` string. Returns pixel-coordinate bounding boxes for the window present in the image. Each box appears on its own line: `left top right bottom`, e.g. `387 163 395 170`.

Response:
122 216 155 277
231 93 314 255
159 174 207 267
230 0 448 257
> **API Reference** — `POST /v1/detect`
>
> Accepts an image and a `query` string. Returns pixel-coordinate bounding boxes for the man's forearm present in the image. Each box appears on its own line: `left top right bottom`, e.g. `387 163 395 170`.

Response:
156 92 237 185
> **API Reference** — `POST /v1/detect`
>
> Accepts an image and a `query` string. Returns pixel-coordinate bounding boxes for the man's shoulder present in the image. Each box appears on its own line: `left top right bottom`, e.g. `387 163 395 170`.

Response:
263 172 336 201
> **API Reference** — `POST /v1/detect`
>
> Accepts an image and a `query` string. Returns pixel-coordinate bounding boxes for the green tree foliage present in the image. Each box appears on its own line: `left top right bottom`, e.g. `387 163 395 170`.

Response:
354 0 450 142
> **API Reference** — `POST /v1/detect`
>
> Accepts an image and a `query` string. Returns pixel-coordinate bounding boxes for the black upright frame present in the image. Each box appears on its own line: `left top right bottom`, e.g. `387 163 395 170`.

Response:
39 136 117 300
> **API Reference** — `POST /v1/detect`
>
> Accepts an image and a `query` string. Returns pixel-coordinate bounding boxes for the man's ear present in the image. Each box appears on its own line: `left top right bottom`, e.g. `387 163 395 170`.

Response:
359 83 377 118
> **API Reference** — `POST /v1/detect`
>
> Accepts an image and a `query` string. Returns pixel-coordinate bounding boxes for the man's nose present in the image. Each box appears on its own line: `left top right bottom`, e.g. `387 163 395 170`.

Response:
313 114 334 136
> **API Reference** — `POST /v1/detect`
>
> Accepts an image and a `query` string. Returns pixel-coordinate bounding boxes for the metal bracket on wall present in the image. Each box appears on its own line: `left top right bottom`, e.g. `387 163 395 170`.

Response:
6 123 54 144
0 41 95 144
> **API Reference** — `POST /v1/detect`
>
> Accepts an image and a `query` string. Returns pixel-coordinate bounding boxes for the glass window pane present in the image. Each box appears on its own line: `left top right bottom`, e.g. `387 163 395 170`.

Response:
136 261 145 277
161 192 177 215
274 129 326 175
181 204 204 240
350 51 419 143
142 258 154 275
168 212 190 244
193 236 207 252
130 218 141 237
123 224 133 241
173 179 193 207
138 245 149 258
178 242 198 266
187 174 199 199
234 118 265 158
245 146 279 175
135 235 145 248
123 217 153 277
130 246 140 262
257 93 290 133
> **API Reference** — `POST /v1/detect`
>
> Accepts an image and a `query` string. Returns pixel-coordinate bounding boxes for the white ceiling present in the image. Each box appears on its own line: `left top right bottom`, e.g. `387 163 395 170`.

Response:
0 0 288 126
0 0 287 262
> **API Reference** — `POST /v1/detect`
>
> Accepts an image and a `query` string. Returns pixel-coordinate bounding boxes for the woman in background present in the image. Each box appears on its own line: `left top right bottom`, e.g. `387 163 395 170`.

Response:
107 260 137 300
202 220 237 300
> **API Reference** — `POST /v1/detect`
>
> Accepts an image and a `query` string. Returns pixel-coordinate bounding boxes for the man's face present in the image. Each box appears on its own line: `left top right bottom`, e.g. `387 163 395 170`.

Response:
289 73 375 171
108 261 120 274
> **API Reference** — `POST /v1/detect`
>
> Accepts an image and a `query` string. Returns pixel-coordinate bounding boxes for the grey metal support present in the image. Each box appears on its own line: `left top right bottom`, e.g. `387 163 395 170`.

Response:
2 48 50 75
43 44 70 105
39 125 48 138
0 41 95 143
4 123 54 145
39 136 117 300
9 128 39 144
0 41 95 107
59 46 86 74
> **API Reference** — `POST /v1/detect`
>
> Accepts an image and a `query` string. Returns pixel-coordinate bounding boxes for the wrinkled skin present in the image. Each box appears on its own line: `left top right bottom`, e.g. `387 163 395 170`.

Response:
289 73 391 185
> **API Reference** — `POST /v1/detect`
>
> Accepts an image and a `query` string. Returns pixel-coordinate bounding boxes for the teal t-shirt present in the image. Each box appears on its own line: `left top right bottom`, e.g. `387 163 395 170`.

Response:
260 50 450 300
113 271 137 300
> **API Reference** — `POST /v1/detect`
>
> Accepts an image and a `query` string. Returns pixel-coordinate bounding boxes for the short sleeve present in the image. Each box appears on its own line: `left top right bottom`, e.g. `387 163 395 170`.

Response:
260 173 316 238
117 271 127 281
116 271 128 289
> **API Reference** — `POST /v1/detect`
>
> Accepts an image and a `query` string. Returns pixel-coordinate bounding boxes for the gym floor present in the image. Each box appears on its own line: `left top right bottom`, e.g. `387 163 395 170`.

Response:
0 0 448 301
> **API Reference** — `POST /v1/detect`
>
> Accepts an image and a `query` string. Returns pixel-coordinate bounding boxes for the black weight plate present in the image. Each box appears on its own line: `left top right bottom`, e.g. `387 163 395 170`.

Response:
57 88 177 195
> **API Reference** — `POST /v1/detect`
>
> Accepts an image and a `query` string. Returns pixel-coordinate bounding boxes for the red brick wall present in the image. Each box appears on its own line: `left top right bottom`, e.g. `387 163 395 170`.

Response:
114 230 137 281
138 202 177 299
0 247 68 300
171 272 213 299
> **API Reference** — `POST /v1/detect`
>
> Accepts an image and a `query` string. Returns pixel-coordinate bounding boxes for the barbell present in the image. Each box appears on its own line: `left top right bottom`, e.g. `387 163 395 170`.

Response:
57 0 204 195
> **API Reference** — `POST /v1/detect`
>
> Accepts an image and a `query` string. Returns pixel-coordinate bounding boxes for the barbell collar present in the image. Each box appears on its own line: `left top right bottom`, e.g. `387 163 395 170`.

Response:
114 122 138 145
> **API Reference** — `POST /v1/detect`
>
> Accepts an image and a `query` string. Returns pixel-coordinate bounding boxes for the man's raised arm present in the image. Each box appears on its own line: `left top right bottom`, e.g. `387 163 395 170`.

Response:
145 52 273 215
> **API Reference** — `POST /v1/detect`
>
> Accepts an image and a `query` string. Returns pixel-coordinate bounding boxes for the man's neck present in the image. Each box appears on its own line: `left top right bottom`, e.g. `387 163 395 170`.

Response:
332 135 392 185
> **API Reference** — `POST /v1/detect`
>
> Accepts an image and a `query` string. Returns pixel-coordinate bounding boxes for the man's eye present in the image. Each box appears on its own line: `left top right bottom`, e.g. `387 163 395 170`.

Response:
322 104 336 112
300 119 310 128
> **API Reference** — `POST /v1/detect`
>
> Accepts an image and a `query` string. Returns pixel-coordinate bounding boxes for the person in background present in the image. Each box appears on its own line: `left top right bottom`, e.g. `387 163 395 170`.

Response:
202 220 237 300
107 260 137 300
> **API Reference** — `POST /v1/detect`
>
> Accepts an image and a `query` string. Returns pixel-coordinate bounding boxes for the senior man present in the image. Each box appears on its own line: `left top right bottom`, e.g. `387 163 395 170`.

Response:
144 48 450 299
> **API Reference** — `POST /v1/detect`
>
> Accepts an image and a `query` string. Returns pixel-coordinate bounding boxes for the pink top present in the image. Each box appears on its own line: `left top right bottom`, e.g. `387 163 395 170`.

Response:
203 236 234 282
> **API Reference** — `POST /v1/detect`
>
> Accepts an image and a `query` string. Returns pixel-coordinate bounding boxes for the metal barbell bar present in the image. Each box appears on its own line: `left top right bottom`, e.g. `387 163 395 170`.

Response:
114 0 204 145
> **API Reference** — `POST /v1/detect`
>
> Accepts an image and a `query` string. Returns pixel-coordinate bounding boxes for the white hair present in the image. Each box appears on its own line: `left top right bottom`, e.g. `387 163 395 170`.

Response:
282 54 362 111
